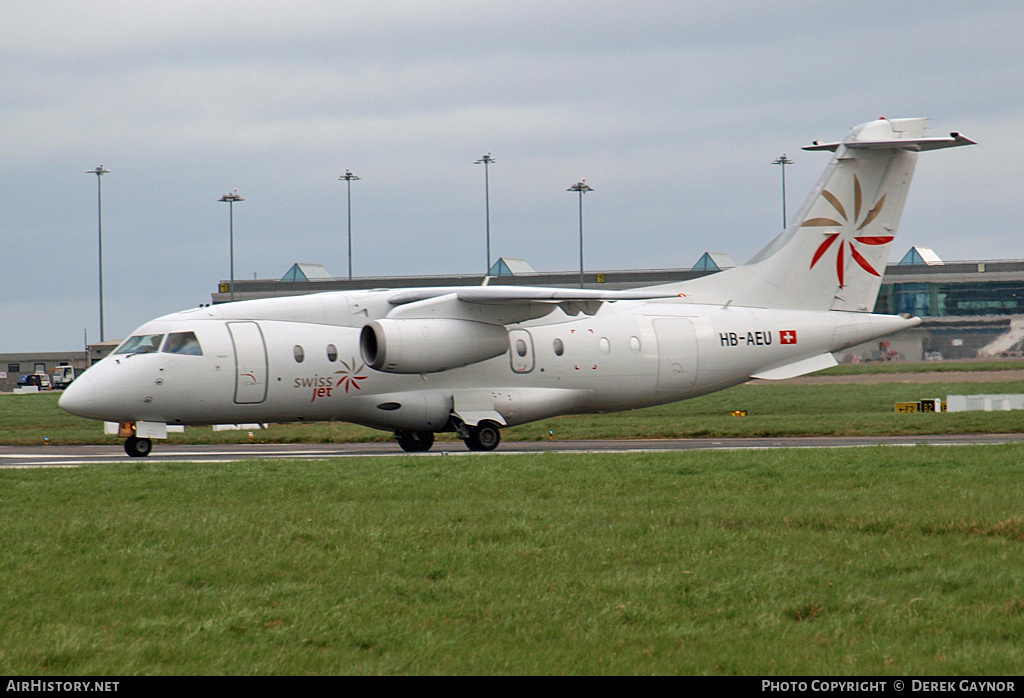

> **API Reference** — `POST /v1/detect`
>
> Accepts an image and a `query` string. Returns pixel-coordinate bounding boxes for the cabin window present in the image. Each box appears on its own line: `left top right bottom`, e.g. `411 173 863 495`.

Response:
115 334 165 355
163 331 203 356
553 338 564 356
630 336 642 354
516 339 528 357
293 345 305 363
599 337 611 355
327 344 338 362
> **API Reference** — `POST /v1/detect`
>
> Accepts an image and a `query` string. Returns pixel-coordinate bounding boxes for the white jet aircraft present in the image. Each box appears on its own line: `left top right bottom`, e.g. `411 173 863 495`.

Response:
60 118 974 457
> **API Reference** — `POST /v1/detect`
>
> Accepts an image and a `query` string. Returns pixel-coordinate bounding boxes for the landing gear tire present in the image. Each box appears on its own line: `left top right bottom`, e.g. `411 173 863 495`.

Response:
465 421 501 452
125 436 152 458
396 431 435 453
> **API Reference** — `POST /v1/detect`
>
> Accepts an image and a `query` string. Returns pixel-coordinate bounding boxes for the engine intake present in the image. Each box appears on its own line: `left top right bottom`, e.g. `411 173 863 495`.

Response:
360 319 509 374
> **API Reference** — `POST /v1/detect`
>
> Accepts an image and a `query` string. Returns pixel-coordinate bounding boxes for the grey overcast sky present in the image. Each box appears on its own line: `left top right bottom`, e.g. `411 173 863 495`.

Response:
2 0 1021 352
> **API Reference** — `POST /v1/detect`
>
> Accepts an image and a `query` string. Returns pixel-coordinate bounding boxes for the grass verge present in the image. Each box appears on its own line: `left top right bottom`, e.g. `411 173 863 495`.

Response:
2 446 1024 674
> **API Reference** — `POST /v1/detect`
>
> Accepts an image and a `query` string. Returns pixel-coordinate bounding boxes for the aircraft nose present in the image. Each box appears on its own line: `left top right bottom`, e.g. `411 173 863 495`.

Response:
58 373 95 417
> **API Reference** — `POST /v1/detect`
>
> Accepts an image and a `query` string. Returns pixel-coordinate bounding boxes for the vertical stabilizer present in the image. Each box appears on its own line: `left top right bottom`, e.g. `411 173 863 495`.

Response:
675 118 974 311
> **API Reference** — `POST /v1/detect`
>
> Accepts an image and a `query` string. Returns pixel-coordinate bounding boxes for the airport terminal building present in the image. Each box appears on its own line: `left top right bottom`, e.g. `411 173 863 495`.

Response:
210 250 1024 363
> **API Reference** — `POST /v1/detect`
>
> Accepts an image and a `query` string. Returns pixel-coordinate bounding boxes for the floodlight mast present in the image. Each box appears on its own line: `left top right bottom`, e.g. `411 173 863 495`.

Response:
218 190 244 302
339 170 361 280
474 153 495 274
85 165 110 342
772 153 794 230
568 179 593 289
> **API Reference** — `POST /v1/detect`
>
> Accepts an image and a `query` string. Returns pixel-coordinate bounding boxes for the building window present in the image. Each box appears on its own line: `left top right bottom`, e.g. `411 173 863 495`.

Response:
7 364 19 374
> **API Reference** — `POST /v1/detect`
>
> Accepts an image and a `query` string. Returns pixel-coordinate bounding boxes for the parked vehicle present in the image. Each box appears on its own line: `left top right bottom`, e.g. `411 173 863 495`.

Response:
51 366 80 390
17 373 51 390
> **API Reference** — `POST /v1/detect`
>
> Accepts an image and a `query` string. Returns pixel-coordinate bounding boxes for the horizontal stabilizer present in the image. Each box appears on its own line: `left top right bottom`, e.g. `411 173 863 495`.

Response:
804 119 975 153
804 134 975 152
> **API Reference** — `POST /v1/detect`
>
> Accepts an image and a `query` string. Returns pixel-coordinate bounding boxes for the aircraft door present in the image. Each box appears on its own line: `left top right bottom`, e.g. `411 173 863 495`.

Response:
653 318 698 391
227 322 268 404
509 329 535 373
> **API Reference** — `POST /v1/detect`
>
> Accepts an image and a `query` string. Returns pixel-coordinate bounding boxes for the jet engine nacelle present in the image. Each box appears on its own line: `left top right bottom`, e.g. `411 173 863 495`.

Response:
360 318 510 374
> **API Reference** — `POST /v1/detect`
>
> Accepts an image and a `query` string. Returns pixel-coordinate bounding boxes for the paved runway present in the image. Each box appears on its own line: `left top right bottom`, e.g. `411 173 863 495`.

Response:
3 433 1024 468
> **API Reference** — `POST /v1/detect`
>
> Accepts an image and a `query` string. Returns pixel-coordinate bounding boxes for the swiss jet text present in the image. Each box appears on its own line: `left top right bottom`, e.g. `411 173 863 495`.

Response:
294 375 335 389
295 375 338 402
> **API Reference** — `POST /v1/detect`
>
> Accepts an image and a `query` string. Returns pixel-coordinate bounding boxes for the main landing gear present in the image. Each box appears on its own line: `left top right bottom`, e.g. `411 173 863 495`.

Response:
395 431 435 452
464 421 501 452
394 420 502 453
124 435 153 458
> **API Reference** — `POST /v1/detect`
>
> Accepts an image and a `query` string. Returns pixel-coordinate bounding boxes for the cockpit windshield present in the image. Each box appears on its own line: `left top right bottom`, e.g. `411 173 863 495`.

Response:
163 331 203 356
114 334 165 355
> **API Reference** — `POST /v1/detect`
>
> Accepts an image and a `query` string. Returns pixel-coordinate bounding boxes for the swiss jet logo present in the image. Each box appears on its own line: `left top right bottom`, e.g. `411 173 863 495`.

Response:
801 175 892 288
335 358 368 393
780 330 798 345
295 358 368 402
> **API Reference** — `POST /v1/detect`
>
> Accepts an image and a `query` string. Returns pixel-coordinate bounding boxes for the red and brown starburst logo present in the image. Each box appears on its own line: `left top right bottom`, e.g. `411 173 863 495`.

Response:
801 175 891 288
335 358 368 393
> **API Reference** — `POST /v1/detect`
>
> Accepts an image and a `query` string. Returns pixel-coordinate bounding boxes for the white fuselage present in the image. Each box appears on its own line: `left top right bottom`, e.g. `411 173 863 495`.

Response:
60 289 915 433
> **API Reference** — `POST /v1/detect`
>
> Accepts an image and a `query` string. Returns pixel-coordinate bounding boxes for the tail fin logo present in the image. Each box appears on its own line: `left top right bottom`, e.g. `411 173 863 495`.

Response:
802 175 892 288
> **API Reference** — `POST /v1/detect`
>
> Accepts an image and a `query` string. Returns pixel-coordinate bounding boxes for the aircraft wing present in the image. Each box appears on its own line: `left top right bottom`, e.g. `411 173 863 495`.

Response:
388 286 679 305
385 286 680 324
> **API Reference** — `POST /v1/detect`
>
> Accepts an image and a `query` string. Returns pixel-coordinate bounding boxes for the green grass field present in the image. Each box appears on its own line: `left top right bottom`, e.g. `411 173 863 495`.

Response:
2 447 1024 675
4 375 1024 446
4 370 1024 674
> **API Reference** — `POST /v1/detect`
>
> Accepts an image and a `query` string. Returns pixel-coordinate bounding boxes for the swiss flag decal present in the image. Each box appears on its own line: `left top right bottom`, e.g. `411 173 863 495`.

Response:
780 330 798 345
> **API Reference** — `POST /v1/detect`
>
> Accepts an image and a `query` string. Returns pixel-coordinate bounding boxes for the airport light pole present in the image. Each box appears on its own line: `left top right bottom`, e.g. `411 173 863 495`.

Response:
339 169 361 279
218 190 244 302
474 153 495 274
85 165 110 342
772 153 793 230
568 179 594 289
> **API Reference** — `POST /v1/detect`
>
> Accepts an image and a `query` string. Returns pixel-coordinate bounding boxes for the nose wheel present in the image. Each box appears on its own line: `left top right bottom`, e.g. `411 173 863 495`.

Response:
125 436 153 457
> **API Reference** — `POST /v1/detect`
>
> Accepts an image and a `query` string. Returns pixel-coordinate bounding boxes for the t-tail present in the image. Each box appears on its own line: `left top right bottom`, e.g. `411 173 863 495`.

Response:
676 118 975 312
